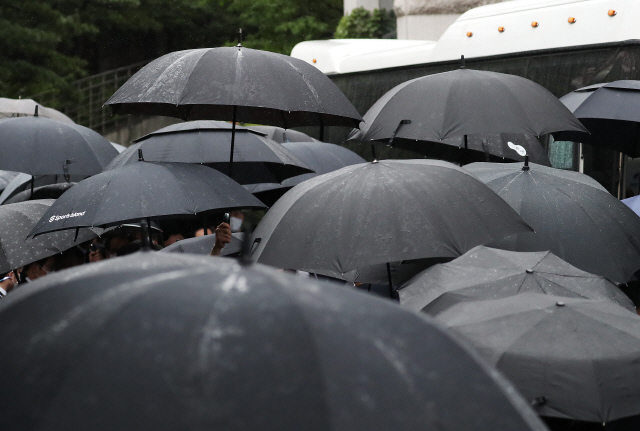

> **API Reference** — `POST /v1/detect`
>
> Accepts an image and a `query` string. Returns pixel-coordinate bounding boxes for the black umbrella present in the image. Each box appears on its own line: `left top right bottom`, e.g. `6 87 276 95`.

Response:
0 200 99 273
0 114 118 177
104 121 313 185
465 161 640 283
251 159 531 289
434 293 640 424
560 81 640 157
4 183 75 205
0 173 87 205
0 252 548 431
399 246 635 315
160 232 244 256
247 125 319 143
28 161 265 237
350 65 587 163
245 141 366 206
0 170 19 193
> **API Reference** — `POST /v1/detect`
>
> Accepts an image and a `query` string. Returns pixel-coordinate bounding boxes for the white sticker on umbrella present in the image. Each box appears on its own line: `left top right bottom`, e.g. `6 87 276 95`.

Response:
507 142 527 157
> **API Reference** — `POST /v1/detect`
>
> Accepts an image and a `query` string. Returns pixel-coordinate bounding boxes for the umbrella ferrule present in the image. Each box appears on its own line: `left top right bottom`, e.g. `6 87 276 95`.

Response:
522 155 530 171
138 149 144 162
237 28 243 47
460 55 466 69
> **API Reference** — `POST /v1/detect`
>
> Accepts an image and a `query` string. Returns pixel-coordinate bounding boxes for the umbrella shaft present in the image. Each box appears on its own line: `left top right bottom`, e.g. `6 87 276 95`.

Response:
229 106 237 176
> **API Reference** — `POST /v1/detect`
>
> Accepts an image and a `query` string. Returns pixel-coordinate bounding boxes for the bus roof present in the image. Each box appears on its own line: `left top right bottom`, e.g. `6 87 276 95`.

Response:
292 0 640 74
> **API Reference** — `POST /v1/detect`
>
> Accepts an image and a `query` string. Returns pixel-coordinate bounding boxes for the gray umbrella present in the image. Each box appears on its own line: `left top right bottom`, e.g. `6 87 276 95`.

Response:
28 162 265 237
245 141 366 206
434 293 640 424
0 170 19 193
247 126 319 143
0 97 74 124
399 246 635 314
0 200 99 273
104 121 314 185
0 115 118 176
0 252 548 431
350 66 587 163
160 232 244 256
4 183 76 205
0 173 87 205
465 161 640 283
251 159 531 285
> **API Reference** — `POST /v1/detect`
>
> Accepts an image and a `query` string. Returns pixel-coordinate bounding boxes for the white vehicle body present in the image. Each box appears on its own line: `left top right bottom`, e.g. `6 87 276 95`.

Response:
292 0 640 74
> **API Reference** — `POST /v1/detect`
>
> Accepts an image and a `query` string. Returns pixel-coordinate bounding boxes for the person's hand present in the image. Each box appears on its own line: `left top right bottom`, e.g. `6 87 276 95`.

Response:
211 223 232 256
88 250 104 262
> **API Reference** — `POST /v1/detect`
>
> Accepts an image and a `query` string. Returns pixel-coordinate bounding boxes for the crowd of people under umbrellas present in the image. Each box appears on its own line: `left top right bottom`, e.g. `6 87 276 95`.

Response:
1 42 640 431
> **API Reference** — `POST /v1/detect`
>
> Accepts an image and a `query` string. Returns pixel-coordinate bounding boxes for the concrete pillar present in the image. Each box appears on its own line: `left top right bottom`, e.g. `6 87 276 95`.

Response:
345 0 394 15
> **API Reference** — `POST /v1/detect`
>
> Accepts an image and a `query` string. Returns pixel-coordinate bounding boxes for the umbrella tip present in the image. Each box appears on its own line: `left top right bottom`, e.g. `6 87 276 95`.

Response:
525 269 533 274
237 28 243 47
556 301 565 307
138 149 144 161
34 105 39 116
460 55 466 69
522 155 530 171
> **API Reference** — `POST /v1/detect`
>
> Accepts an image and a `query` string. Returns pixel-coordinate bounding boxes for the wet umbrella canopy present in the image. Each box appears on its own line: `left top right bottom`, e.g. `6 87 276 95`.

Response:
0 97 74 124
0 115 118 176
245 141 366 206
561 80 640 157
104 47 362 128
0 252 548 431
104 121 314 185
434 293 640 424
247 126 319 143
0 200 99 273
28 162 265 237
351 67 587 162
465 161 640 283
251 159 531 275
399 246 635 314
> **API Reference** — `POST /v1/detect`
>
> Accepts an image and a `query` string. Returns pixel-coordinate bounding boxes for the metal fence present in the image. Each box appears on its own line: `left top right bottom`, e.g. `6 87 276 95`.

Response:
31 61 149 135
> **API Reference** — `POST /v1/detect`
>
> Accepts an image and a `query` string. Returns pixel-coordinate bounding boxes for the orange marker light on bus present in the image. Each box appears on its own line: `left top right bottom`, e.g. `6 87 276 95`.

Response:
466 32 473 37
531 21 539 28
608 10 617 17
498 26 505 32
312 59 317 63
568 17 576 23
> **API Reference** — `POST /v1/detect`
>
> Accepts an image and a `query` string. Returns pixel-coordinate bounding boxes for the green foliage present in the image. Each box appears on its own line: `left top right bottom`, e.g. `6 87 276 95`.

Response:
334 7 396 39
227 0 343 54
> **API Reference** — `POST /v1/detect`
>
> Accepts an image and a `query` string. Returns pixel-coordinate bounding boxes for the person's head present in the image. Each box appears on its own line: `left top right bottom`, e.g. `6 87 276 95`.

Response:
22 256 56 282
0 270 17 293
229 210 244 232
105 235 130 257
163 233 184 247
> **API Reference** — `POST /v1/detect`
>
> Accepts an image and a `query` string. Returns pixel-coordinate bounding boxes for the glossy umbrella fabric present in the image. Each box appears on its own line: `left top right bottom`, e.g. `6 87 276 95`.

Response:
104 121 313 185
4 183 75 205
0 116 118 176
104 47 362 128
351 69 587 155
0 97 74 124
0 200 99 273
159 232 244 256
561 81 640 157
28 162 265 237
434 293 640 424
251 159 532 274
0 252 548 431
247 126 319 143
399 246 635 314
245 141 366 206
465 162 640 283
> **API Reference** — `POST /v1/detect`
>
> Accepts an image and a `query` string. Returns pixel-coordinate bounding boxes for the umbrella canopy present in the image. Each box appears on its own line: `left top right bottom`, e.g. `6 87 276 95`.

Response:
245 141 366 206
28 162 265 237
0 252 548 431
104 47 362 128
4 183 76 205
0 97 74 124
465 161 640 283
0 173 86 205
434 293 640 424
104 121 314 185
247 126 319 143
399 246 635 314
0 116 118 176
622 194 640 216
0 170 19 192
159 232 244 256
0 200 99 273
351 68 587 162
251 159 531 276
560 81 640 157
